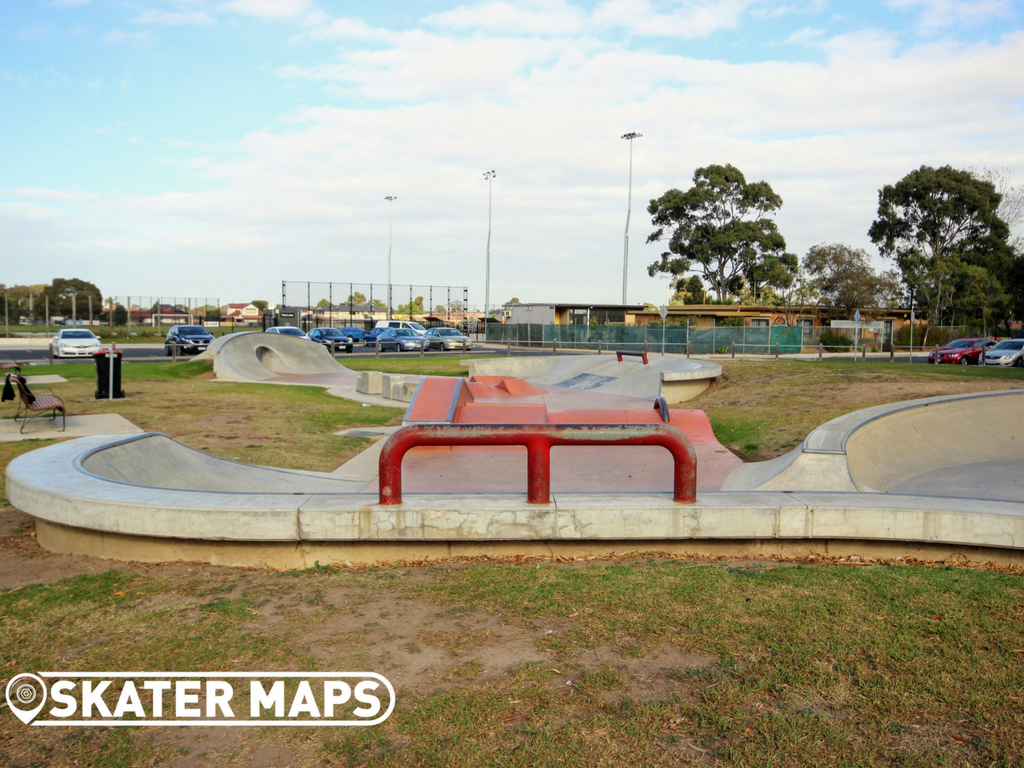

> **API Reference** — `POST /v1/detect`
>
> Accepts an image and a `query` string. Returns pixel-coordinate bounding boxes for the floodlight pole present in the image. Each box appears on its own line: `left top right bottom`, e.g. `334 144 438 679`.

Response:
621 132 641 305
483 170 496 322
385 195 396 320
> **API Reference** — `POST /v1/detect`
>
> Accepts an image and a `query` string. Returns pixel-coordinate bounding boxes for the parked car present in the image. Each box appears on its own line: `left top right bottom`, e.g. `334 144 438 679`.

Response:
377 328 426 352
306 327 353 354
165 325 215 356
983 339 1024 367
927 338 995 365
424 327 474 351
53 328 103 358
372 320 427 335
363 326 388 346
341 327 366 342
265 326 309 339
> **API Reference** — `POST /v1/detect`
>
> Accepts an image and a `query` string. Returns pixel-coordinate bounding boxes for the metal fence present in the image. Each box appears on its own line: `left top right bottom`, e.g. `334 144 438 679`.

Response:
485 324 804 354
281 281 471 326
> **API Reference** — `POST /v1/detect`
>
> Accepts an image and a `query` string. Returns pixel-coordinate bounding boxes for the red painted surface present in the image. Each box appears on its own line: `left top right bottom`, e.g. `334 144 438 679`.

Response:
378 424 697 506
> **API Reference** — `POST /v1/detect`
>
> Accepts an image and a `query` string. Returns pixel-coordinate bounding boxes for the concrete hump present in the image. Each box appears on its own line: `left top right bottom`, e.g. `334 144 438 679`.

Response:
210 332 349 382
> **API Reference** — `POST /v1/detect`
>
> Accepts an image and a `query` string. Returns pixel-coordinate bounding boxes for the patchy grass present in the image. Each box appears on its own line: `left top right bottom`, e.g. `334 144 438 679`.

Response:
1 561 1022 766
698 359 1023 459
342 356 483 377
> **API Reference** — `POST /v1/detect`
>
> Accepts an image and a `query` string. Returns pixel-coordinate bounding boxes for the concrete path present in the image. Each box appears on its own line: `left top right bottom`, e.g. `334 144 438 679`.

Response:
0 414 143 443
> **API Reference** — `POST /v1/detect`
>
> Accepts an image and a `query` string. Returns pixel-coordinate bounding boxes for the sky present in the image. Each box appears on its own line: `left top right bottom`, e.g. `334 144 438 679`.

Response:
2 0 1023 312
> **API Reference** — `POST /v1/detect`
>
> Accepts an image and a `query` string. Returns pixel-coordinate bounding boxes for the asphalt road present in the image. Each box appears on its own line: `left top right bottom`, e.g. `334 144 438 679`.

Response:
0 342 556 366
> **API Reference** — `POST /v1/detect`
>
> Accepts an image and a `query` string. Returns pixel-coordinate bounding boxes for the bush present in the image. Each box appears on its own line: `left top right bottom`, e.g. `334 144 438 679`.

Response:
818 331 852 350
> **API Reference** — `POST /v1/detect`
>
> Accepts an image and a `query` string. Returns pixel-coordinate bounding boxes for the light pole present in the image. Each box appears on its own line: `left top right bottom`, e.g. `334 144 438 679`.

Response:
385 195 396 320
621 132 642 305
483 170 496 323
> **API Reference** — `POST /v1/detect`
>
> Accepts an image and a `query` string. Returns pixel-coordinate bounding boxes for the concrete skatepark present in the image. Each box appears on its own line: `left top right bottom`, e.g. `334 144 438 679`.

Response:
6 333 1024 568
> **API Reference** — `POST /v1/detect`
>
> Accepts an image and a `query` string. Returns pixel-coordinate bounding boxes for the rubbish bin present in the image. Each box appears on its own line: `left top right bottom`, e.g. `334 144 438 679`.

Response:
93 349 125 399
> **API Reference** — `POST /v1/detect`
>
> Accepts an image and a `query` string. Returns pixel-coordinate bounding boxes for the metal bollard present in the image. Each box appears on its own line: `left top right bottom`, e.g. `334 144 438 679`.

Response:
731 341 735 359
644 339 648 355
818 342 823 360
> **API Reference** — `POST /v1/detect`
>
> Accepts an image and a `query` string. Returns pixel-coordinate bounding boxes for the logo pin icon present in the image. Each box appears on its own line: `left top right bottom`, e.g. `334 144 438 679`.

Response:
5 673 47 725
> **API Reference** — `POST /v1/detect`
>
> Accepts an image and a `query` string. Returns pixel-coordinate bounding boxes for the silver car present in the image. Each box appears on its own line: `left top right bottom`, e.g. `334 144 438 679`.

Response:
53 328 103 358
983 339 1024 367
424 327 473 351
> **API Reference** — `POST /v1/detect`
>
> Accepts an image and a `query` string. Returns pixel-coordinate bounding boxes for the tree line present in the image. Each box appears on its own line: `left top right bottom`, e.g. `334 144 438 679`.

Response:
647 164 1023 332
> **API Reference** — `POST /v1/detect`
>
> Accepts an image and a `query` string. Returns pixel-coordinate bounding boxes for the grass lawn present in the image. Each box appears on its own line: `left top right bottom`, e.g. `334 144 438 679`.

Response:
1 357 1023 766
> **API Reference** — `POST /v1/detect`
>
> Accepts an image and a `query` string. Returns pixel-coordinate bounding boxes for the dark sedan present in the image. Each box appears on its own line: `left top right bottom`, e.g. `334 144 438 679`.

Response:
927 338 995 365
165 325 215 356
307 327 354 353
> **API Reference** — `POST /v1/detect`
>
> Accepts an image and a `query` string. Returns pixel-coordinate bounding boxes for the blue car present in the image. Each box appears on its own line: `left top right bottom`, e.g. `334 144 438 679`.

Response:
341 327 366 342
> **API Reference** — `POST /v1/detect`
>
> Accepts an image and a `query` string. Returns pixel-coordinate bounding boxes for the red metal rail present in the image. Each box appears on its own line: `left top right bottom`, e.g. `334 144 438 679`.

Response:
616 350 649 364
378 423 696 505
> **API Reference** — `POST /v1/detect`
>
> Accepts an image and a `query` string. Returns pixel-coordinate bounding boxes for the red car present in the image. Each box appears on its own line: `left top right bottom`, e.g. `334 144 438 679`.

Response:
927 338 996 365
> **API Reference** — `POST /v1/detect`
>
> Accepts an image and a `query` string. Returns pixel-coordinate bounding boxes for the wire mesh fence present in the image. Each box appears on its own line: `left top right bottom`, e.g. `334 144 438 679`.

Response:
485 324 805 354
281 281 471 330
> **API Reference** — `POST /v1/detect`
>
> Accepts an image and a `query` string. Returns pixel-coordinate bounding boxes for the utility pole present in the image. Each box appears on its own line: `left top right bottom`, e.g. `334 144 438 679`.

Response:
385 195 396 320
483 170 496 323
621 132 642 305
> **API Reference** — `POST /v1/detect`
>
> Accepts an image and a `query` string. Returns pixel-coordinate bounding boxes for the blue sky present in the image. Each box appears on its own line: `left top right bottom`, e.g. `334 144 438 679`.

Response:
2 0 1023 310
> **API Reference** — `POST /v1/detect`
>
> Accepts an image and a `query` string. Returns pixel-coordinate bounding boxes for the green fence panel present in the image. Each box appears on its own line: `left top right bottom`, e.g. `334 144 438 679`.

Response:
770 325 802 354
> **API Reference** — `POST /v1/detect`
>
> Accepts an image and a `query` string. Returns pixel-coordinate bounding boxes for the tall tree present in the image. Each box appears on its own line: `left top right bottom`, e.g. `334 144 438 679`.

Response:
868 165 1013 325
647 164 796 302
40 278 103 318
802 243 895 310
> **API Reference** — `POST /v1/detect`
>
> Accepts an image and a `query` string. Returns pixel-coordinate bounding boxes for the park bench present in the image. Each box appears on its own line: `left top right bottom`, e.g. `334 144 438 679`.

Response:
615 350 649 364
0 361 22 375
2 373 66 434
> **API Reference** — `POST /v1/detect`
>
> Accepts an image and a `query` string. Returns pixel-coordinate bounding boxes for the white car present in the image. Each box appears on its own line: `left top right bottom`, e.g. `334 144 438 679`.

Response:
265 326 309 340
53 329 103 358
983 339 1024 367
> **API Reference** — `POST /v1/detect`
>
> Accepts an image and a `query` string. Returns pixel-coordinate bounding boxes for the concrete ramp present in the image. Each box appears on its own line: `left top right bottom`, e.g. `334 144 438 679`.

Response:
205 332 350 382
80 433 362 493
723 389 1024 498
464 354 720 404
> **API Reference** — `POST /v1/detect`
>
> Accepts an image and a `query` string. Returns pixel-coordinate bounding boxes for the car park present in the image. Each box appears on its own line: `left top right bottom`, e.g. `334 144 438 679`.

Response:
927 338 995 365
373 320 427 335
165 325 215 356
423 327 473 351
377 328 425 352
306 327 354 353
265 326 309 339
53 328 103 358
983 339 1024 367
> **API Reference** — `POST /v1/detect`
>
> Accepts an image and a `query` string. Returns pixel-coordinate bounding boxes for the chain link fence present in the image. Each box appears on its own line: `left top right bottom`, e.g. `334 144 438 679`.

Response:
485 324 804 354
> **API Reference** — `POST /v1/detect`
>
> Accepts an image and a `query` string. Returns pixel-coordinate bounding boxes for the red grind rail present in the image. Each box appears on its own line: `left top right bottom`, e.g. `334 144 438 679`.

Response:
616 350 649 364
378 423 696 505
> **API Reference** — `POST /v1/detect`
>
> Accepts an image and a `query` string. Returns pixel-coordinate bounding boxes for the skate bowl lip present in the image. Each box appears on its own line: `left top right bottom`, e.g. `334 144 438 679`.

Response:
7 429 1024 562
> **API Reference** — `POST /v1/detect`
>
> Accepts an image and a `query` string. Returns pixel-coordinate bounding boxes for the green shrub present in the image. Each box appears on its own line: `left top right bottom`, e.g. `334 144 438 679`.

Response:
818 331 852 350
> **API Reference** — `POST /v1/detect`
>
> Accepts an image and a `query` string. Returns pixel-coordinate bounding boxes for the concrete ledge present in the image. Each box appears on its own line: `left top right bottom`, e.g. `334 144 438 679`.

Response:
7 433 1024 568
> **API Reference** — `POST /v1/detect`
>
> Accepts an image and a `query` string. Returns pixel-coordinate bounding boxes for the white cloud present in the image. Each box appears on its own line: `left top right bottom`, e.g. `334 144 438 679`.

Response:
6 188 99 202
423 1 587 35
219 0 311 18
131 8 216 26
592 0 754 38
888 0 1015 32
303 16 387 41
